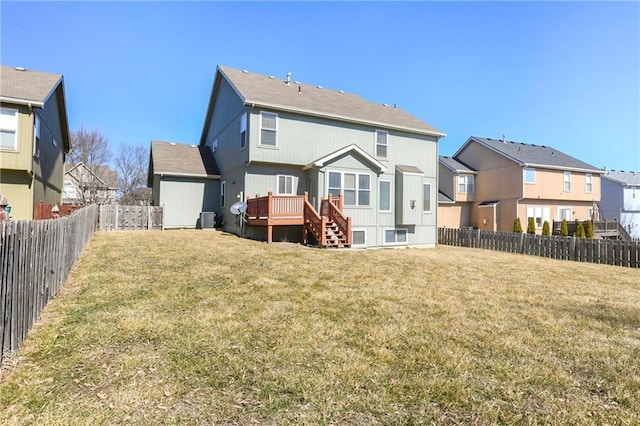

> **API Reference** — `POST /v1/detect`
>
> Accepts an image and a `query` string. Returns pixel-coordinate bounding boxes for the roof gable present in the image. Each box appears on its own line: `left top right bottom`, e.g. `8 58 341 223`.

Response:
1 65 70 153
149 141 220 185
212 65 445 138
304 144 387 173
455 136 602 173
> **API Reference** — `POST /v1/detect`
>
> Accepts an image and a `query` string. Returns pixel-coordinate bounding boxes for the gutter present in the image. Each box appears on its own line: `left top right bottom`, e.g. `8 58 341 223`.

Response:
159 172 221 180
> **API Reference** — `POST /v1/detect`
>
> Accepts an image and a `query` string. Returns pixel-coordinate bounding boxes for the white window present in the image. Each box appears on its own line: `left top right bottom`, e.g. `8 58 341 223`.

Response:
352 229 366 247
524 167 535 184
211 137 219 153
34 115 41 157
260 112 277 146
585 173 592 193
527 206 550 228
379 180 391 211
376 130 388 158
384 229 407 245
328 171 370 206
558 207 572 221
564 171 571 192
240 113 247 149
0 107 18 150
220 181 226 208
423 183 432 213
277 175 294 195
458 174 474 193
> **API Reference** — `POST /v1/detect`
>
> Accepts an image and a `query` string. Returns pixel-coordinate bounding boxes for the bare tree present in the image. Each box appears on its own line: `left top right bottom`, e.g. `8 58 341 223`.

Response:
115 143 151 205
68 126 111 167
66 126 116 205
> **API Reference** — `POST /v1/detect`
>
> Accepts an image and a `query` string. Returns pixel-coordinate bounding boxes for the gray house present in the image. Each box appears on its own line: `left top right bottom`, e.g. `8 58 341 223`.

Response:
148 141 220 229
600 170 640 239
197 65 445 247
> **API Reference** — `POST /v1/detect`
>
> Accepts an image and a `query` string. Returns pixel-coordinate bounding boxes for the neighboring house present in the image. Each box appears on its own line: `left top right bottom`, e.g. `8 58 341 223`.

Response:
63 162 118 205
0 65 71 219
600 170 640 239
148 141 220 229
438 136 603 233
438 156 477 229
198 65 445 247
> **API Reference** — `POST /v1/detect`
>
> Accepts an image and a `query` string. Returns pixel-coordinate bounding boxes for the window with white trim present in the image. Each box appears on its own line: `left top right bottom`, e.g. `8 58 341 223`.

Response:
220 181 226 208
328 171 370 206
260 112 277 146
352 229 366 247
527 206 550 228
585 173 592 193
524 167 535 184
211 137 219 153
240 113 247 149
458 174 474 193
0 107 18 150
564 171 571 192
558 207 572 221
376 130 388 158
384 229 407 245
423 183 432 213
277 175 294 195
379 180 391 211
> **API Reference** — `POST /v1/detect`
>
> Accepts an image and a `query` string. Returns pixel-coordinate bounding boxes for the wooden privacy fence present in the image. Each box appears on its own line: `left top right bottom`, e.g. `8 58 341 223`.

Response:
438 227 640 268
99 205 163 231
0 205 98 365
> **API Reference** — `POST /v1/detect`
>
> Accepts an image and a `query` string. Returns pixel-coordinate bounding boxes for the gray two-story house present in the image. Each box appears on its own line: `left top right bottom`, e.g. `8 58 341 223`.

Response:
199 66 445 247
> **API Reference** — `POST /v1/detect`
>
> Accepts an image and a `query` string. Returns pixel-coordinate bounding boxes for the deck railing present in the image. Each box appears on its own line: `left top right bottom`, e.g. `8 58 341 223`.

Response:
303 198 326 247
322 196 351 246
246 192 305 221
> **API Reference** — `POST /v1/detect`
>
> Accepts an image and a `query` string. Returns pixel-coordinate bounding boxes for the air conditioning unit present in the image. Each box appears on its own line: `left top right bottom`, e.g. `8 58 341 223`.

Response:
200 212 216 229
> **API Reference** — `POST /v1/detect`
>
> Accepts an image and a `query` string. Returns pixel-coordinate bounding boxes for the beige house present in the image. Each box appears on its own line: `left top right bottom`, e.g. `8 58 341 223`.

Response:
438 136 603 233
0 65 71 219
63 162 118 205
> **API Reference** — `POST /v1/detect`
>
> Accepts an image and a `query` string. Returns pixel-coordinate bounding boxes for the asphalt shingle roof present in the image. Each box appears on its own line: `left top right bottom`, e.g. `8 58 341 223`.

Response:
439 156 476 173
150 141 220 177
466 137 602 172
603 170 640 185
1 65 62 105
218 66 445 137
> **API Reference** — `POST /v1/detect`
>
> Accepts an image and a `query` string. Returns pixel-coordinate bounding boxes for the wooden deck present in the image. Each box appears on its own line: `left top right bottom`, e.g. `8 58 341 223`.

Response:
246 192 351 247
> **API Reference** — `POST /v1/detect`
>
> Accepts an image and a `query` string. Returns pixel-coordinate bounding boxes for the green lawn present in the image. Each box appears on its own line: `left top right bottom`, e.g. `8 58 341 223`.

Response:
1 230 639 425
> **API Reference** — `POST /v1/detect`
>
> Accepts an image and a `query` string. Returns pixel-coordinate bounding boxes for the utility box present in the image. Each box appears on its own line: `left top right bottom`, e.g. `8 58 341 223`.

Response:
200 212 216 229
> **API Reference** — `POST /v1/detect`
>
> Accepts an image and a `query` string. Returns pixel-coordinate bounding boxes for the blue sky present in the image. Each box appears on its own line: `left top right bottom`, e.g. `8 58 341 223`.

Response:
2 1 639 171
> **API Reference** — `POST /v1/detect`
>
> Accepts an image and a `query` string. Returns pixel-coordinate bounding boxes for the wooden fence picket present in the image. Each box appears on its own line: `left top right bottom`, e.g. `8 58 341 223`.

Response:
438 227 640 269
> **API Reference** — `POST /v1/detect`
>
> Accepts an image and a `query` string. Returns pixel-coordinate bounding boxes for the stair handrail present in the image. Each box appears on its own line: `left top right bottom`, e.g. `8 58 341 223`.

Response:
303 196 326 246
326 195 351 247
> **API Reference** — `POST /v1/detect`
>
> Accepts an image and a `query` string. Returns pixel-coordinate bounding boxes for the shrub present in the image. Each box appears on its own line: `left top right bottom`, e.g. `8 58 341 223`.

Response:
575 220 586 238
542 221 551 236
513 217 523 233
586 220 594 238
560 219 569 236
527 217 536 234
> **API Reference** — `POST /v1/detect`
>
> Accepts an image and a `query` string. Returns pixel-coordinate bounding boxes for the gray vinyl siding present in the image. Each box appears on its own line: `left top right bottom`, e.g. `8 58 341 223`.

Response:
204 78 247 175
159 177 219 229
245 163 307 197
439 163 455 200
600 178 623 221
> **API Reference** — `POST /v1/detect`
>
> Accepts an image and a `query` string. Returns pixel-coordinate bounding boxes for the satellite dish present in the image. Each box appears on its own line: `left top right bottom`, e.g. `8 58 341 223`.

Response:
230 201 247 215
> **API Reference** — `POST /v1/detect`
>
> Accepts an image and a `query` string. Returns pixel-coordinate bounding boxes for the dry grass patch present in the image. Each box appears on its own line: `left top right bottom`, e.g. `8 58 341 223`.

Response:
1 230 639 424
